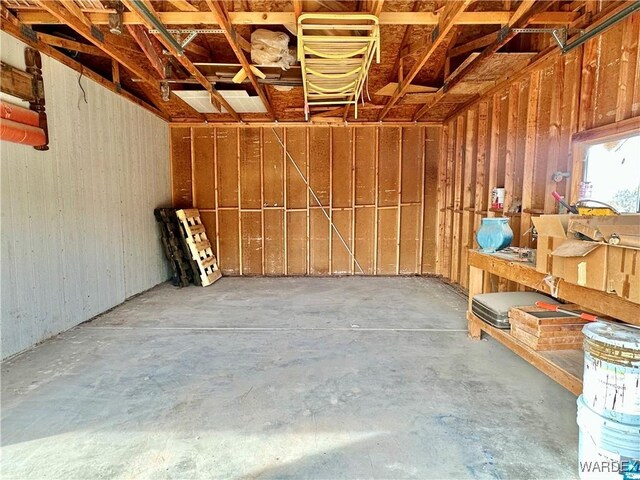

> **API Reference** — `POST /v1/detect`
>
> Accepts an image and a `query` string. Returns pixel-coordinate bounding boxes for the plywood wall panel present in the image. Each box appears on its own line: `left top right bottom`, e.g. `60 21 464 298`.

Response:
171 126 192 208
285 127 308 209
355 128 376 205
218 209 240 274
332 128 353 208
263 127 285 207
310 209 330 274
264 209 285 275
287 210 307 275
309 128 331 206
172 125 440 276
400 205 421 274
240 128 262 209
354 206 375 274
422 126 440 274
401 127 423 204
192 127 215 209
377 208 398 275
216 128 239 208
331 209 352 275
241 211 263 275
378 127 400 207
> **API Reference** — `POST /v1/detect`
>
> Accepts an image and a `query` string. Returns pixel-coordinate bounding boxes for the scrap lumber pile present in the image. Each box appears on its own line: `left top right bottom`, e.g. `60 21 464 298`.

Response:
154 208 221 287
508 305 588 351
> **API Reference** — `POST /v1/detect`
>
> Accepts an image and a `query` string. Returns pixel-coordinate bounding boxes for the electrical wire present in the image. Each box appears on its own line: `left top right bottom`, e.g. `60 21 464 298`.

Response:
77 69 88 109
270 128 365 274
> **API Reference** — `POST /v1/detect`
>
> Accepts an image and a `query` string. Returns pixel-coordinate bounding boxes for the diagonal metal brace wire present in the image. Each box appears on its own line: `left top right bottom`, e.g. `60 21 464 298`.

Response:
270 127 365 275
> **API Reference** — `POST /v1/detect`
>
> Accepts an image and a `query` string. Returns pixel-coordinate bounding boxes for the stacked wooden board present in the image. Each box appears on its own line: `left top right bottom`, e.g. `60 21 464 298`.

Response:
508 305 587 351
154 208 221 287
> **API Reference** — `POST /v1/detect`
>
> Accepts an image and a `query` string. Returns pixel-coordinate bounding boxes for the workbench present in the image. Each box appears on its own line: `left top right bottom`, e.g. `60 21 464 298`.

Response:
467 249 640 395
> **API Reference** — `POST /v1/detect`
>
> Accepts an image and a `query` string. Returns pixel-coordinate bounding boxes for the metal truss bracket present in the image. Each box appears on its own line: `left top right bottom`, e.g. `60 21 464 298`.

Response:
511 27 573 50
149 28 224 49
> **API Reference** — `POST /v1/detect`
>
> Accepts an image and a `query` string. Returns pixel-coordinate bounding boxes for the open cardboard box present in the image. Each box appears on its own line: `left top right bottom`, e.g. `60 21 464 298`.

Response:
534 214 640 297
532 215 608 291
568 214 640 246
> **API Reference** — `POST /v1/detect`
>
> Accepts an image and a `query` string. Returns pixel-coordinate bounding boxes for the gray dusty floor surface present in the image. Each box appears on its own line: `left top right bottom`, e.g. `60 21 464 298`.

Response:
1 277 578 479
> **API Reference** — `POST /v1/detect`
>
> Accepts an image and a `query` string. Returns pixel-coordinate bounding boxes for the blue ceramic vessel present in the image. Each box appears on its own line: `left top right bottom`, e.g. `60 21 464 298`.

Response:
476 217 513 253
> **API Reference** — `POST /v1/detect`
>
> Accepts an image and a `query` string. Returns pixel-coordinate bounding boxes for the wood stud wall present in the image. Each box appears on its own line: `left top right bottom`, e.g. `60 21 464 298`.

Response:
438 15 640 289
171 125 441 276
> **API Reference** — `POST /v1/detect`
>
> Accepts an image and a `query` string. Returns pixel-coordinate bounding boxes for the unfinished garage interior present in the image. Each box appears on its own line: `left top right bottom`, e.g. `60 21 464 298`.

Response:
1 0 640 478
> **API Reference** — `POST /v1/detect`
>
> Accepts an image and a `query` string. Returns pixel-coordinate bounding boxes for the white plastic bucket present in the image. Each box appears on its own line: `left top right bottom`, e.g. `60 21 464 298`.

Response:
576 395 640 480
582 322 640 425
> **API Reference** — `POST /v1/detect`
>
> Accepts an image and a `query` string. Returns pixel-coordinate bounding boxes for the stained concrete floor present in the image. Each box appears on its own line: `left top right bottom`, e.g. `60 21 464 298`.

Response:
2 277 578 479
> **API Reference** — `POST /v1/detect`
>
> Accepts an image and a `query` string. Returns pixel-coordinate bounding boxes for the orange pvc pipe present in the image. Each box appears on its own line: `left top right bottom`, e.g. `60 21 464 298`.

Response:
0 118 46 146
0 101 40 127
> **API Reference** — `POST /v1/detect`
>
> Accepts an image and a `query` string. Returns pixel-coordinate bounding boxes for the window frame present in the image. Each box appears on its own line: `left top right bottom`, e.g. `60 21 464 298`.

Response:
570 117 640 205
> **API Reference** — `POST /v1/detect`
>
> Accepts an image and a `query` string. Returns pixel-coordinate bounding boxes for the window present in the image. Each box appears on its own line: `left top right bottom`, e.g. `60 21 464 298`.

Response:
582 134 640 213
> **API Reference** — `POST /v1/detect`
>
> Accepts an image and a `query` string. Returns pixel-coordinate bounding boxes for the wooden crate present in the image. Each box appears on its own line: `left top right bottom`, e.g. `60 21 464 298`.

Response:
176 208 222 287
508 305 587 351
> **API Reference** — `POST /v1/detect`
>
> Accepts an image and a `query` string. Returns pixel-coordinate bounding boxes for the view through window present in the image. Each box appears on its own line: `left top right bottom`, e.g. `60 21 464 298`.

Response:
583 134 640 213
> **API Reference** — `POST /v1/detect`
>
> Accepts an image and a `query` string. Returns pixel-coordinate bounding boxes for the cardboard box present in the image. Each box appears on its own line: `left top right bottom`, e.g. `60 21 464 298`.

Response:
532 215 572 274
550 240 608 291
568 214 640 245
607 245 640 303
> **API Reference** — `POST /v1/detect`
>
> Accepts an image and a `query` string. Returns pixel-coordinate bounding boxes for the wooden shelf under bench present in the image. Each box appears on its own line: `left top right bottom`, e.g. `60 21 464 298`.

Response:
466 250 639 395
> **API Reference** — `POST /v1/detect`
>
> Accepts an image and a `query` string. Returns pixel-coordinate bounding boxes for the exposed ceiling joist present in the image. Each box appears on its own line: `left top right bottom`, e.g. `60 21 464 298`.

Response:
205 0 275 119
0 4 168 120
35 0 195 119
15 10 579 26
126 24 167 79
121 0 241 122
378 0 473 120
35 31 110 58
439 0 559 95
166 0 199 12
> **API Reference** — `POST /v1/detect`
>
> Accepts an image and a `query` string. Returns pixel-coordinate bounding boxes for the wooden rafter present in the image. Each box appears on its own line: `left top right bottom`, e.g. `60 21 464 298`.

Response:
35 0 200 119
436 1 558 96
121 0 241 122
0 4 167 120
293 0 303 19
166 0 199 12
36 31 110 57
388 0 421 83
378 0 472 120
205 0 275 119
15 10 580 26
126 24 167 78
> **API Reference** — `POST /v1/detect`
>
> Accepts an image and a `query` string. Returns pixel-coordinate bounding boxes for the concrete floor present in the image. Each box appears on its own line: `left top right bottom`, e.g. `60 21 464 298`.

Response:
1 277 578 479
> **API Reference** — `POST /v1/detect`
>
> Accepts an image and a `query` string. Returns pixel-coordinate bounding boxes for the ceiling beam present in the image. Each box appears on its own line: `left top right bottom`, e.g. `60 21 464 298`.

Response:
166 0 199 12
121 0 241 122
126 25 167 78
205 0 275 119
293 0 303 20
35 0 201 120
413 1 560 121
378 0 472 120
448 30 500 59
388 0 422 82
15 10 579 26
438 0 558 96
0 5 168 121
35 32 110 57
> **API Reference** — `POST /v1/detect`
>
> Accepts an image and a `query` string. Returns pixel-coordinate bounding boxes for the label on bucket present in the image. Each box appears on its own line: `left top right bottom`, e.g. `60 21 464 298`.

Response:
583 352 640 418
